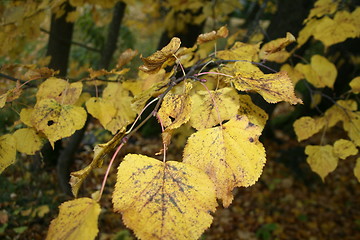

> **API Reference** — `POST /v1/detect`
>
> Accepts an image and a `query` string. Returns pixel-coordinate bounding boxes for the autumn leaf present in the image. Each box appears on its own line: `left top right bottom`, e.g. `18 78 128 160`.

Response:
343 111 360 147
259 32 296 63
13 128 45 155
70 131 125 197
349 76 360 93
0 134 16 174
116 48 138 69
295 55 337 88
20 108 34 127
217 41 260 62
238 95 268 130
31 99 87 147
225 61 302 104
139 37 181 74
86 97 117 129
280 64 304 85
305 145 338 181
293 116 325 141
333 139 358 160
354 158 360 182
36 77 83 105
304 0 339 23
157 82 192 130
112 154 217 240
46 198 101 240
190 87 239 130
183 115 266 207
197 26 229 44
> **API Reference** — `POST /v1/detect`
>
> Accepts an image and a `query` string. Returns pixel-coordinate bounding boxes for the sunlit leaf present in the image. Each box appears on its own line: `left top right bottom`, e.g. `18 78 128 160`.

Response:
36 77 83 105
349 76 360 93
217 41 260 62
226 61 302 104
139 37 181 74
238 95 268 130
46 198 100 240
259 32 296 63
0 134 16 174
13 128 45 155
293 116 325 141
183 115 266 207
190 87 240 130
295 55 337 88
112 154 217 240
86 97 117 129
157 82 192 130
31 99 87 147
305 145 338 181
333 139 358 160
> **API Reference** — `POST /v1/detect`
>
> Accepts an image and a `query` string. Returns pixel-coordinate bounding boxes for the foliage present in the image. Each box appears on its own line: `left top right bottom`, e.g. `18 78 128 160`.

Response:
1 0 360 239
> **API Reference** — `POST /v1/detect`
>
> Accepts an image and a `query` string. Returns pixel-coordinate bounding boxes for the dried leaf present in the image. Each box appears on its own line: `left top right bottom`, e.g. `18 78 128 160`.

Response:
183 115 266 207
197 26 229 44
116 48 138 69
259 32 296 63
112 154 217 240
139 37 181 74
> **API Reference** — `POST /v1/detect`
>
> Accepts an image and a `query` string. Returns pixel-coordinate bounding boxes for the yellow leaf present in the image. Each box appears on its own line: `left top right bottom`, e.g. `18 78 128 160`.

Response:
0 92 8 108
305 0 339 22
305 145 338 181
295 55 337 88
139 37 181 74
297 18 319 47
0 134 16 174
70 131 125 197
312 11 359 47
280 64 304 85
323 100 357 128
37 77 83 105
293 116 325 141
354 158 360 182
31 99 87 147
101 83 137 134
349 76 360 93
196 26 229 44
238 95 268 130
116 48 138 69
226 62 302 104
13 128 45 155
112 154 217 240
190 87 239 130
333 139 358 159
183 115 266 207
343 111 360 147
32 205 50 218
46 198 100 240
217 41 260 62
20 108 34 127
86 97 117 129
259 32 296 63
158 82 192 130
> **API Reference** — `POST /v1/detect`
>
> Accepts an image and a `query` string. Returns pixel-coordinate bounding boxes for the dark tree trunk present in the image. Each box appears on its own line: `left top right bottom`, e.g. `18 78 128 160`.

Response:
99 1 127 70
46 1 75 76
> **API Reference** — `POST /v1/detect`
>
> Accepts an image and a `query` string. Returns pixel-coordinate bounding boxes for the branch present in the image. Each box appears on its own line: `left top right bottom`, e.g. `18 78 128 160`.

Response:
40 28 101 53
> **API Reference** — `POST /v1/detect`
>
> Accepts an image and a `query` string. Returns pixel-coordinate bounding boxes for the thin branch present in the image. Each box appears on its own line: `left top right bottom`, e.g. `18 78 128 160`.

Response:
40 27 101 53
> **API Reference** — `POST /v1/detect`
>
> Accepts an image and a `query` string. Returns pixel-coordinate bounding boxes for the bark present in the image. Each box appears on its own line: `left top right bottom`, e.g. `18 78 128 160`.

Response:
99 1 127 69
46 1 75 76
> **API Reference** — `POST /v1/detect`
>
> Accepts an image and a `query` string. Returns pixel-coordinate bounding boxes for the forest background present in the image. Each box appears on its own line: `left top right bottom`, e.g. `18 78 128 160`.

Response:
0 0 360 239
